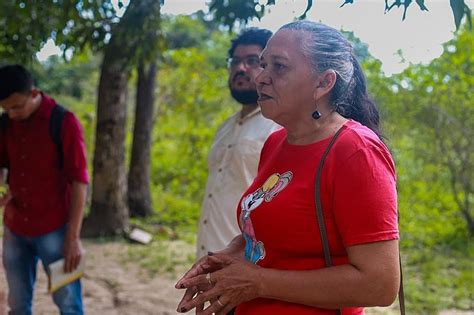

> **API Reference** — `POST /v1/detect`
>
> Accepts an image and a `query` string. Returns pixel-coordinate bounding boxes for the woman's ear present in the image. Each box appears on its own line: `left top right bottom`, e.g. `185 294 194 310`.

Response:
313 70 337 101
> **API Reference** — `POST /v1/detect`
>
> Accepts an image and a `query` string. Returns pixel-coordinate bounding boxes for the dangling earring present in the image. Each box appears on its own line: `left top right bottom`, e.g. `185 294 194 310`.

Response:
312 110 321 120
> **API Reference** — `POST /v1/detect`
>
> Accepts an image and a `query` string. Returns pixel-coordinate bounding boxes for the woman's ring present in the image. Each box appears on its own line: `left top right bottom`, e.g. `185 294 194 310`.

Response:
206 272 212 285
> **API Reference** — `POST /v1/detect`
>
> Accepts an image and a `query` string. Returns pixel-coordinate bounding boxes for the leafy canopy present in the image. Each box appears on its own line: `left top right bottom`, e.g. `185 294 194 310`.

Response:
209 0 472 30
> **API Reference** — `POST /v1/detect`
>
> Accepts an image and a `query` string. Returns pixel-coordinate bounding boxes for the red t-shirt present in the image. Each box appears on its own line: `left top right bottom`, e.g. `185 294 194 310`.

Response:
0 93 89 236
236 120 399 315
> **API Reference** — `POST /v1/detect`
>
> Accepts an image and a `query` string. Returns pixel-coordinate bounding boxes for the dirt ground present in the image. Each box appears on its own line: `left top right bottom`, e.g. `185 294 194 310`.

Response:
0 240 186 315
0 239 471 315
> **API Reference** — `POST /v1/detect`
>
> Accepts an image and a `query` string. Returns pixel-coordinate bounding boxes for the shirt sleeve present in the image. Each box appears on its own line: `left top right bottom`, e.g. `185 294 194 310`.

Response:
332 145 399 247
61 112 89 184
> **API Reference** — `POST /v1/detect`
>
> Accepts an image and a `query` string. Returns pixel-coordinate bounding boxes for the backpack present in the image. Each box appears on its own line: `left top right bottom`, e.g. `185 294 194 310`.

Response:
0 104 68 168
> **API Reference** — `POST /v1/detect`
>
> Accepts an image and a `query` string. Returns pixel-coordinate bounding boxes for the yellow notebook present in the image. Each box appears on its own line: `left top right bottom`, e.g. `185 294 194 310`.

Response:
47 254 86 293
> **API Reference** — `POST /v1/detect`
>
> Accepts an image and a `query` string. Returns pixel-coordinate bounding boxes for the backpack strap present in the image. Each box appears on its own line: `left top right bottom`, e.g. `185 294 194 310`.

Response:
313 126 405 315
0 113 10 172
0 112 9 132
49 104 68 168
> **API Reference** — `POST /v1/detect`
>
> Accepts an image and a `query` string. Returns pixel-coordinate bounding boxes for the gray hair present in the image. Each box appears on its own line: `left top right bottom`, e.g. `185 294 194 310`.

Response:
282 21 353 80
281 21 354 107
280 21 381 137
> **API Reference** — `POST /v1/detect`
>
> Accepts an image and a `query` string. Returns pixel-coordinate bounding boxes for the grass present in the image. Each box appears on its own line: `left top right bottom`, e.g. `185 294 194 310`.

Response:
401 240 474 314
127 216 473 315
123 236 195 279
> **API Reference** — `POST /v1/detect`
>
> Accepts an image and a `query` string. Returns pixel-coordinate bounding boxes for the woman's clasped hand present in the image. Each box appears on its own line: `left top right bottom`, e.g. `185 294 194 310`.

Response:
176 253 261 314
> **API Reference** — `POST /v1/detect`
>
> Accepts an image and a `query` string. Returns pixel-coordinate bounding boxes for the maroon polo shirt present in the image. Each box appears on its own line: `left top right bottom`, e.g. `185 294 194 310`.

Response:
0 93 89 236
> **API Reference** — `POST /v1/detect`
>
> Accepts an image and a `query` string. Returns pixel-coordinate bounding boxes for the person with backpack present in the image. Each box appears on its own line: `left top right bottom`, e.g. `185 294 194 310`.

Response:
0 64 88 315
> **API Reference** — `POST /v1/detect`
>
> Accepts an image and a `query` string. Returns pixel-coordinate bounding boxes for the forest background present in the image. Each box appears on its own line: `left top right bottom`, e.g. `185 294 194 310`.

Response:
0 0 472 314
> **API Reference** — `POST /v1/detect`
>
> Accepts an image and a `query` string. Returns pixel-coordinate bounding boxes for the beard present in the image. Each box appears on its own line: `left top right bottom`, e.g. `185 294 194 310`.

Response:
229 71 259 106
230 89 259 105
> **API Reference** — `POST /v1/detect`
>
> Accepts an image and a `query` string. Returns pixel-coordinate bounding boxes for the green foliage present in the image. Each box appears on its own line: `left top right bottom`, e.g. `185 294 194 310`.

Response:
147 28 236 236
403 242 473 313
365 23 474 313
0 0 163 68
209 0 265 29
208 0 471 30
31 50 101 99
161 14 232 68
390 22 473 237
162 14 208 49
0 0 120 63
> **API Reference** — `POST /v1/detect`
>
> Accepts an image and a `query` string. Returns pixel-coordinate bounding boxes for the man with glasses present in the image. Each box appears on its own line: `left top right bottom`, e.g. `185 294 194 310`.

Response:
0 64 88 314
196 28 280 261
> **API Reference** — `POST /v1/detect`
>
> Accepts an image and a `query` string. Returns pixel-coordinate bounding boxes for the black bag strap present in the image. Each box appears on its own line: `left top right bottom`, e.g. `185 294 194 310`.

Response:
0 112 9 132
49 104 67 168
314 126 405 315
0 113 10 172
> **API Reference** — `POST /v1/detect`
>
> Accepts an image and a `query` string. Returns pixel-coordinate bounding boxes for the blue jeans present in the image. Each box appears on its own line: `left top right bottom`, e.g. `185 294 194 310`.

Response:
2 225 83 315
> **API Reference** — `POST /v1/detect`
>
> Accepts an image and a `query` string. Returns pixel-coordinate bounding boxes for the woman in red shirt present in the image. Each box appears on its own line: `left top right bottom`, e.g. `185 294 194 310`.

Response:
176 21 400 315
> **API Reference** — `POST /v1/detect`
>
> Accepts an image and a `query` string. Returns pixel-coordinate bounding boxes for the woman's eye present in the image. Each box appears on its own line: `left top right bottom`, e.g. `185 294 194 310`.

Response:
274 63 285 71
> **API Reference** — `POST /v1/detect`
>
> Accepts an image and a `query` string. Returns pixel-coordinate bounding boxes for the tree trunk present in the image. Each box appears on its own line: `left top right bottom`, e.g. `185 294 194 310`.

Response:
83 48 130 237
460 204 474 237
128 60 156 217
81 0 161 236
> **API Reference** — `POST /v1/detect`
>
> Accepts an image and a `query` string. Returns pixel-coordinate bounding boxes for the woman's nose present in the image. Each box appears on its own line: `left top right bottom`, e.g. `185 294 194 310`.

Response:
255 68 270 86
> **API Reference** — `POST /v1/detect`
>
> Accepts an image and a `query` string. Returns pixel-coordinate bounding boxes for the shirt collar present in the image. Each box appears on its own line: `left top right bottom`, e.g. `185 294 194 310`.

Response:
33 92 56 120
237 106 261 124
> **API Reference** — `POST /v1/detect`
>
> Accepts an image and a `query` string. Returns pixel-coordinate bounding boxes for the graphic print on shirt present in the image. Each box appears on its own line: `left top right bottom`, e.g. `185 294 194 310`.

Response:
240 171 293 263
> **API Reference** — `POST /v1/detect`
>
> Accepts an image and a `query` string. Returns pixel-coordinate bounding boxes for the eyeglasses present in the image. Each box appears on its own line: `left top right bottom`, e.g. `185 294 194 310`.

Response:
227 55 261 69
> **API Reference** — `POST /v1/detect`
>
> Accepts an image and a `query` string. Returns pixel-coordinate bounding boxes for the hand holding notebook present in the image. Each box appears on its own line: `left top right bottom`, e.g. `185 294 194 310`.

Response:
47 252 86 293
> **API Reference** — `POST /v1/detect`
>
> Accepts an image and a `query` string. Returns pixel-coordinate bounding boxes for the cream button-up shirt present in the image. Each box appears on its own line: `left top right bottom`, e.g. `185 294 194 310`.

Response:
196 107 280 259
